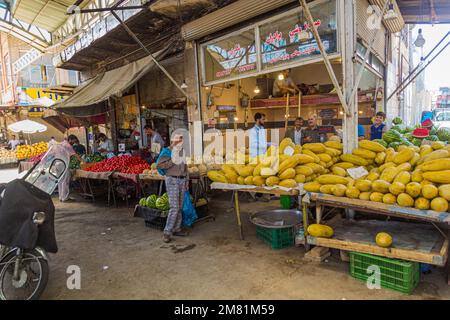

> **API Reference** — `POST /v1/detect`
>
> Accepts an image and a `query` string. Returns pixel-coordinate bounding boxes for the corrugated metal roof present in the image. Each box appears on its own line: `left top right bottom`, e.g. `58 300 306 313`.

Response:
11 0 87 32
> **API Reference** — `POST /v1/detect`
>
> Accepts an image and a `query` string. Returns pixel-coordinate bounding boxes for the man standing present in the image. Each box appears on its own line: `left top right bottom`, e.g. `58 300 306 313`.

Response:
285 117 304 145
301 113 324 144
68 135 86 156
58 138 82 202
7 135 21 150
156 134 189 243
248 113 269 159
273 69 300 97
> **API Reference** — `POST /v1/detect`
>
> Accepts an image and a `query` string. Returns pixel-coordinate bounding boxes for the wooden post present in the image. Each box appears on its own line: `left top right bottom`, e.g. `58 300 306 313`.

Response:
298 92 302 118
234 191 244 240
342 0 358 153
298 0 349 116
284 93 290 131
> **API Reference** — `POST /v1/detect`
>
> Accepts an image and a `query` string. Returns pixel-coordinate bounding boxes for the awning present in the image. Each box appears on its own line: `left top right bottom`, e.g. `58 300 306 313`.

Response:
55 45 171 117
181 0 298 41
10 0 89 32
397 0 450 24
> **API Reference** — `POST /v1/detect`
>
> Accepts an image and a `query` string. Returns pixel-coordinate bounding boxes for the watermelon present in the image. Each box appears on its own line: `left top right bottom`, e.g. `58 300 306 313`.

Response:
411 138 423 147
146 194 158 208
139 198 146 207
437 127 450 142
429 126 438 136
156 196 170 210
421 119 433 128
391 125 405 133
412 128 429 138
389 142 402 151
400 138 413 147
405 126 414 133
392 117 403 125
373 139 388 148
383 130 402 143
427 135 439 142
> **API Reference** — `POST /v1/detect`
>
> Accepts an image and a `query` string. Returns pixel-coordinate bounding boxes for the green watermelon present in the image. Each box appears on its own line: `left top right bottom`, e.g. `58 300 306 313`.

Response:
389 142 402 151
139 198 146 207
400 138 413 147
373 139 388 148
383 130 402 143
392 117 403 125
437 128 450 142
156 196 170 210
391 125 406 133
429 126 438 136
427 135 439 141
405 126 414 133
411 138 423 147
146 194 158 208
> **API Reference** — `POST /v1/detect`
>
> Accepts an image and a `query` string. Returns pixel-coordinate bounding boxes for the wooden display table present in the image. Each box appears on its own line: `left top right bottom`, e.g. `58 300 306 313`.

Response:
72 170 115 206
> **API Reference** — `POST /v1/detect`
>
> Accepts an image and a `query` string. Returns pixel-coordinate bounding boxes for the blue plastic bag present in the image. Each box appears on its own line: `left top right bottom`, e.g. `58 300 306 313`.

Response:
156 147 172 176
182 191 197 227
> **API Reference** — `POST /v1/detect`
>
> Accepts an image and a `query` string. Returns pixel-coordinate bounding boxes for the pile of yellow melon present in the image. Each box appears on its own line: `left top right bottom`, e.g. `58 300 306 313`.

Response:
207 137 344 189
15 142 48 160
303 140 450 212
207 137 450 213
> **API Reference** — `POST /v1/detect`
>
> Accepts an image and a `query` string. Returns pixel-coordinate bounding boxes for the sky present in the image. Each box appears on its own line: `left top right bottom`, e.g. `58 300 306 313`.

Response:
411 24 450 92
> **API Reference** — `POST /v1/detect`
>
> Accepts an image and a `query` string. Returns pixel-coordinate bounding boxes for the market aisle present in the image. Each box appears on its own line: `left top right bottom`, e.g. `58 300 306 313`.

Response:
0 168 20 183
42 194 450 300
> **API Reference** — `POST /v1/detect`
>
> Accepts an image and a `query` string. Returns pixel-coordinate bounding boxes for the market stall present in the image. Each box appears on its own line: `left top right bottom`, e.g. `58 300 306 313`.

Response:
303 192 449 266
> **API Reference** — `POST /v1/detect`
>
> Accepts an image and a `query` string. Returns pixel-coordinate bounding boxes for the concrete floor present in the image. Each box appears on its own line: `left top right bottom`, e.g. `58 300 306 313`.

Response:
35 191 450 300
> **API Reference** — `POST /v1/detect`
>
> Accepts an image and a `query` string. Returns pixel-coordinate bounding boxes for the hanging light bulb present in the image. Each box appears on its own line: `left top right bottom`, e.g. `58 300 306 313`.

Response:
181 80 188 89
278 73 285 81
205 86 210 91
254 86 261 94
414 28 426 48
384 3 398 21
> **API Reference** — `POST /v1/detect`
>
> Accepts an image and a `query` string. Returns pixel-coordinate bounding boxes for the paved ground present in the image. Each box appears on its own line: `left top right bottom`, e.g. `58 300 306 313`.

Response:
0 168 20 183
33 190 450 300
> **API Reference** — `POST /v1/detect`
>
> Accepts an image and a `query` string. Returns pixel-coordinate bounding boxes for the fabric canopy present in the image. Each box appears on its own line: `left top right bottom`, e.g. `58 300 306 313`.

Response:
8 120 47 134
55 45 171 117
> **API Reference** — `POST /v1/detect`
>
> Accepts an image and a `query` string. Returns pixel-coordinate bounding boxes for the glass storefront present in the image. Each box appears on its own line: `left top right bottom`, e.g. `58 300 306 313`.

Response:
201 0 338 85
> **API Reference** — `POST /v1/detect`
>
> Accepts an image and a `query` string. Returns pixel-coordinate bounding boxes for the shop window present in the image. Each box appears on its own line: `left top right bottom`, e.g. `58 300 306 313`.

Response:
259 0 337 71
201 0 338 85
202 28 257 83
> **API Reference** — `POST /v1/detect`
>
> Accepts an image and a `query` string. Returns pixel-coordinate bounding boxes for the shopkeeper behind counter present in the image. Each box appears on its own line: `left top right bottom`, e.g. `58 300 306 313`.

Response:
301 113 327 144
96 133 114 156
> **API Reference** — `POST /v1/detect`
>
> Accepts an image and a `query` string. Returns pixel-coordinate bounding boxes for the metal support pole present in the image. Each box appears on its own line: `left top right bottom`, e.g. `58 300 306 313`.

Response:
298 0 350 116
349 0 390 110
110 10 197 108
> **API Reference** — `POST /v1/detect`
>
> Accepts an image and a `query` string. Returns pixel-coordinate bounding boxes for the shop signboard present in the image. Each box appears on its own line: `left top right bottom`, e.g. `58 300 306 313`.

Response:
28 107 44 118
201 0 337 85
17 87 63 106
217 105 237 113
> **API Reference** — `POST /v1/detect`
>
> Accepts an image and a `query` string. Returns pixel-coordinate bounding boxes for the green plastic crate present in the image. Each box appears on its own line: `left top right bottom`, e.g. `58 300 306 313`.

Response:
256 226 294 250
349 252 420 294
280 195 292 209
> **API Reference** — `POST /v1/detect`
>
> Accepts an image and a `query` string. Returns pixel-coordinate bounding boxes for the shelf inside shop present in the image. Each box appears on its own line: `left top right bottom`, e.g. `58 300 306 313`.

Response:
250 92 376 109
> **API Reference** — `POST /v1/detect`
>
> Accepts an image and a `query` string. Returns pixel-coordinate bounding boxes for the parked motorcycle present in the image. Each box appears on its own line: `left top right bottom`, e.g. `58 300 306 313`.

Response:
0 144 70 300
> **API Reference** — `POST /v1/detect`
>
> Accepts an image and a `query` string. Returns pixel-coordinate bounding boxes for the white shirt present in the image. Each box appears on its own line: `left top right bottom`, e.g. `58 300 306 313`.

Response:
294 129 302 145
248 125 268 158
8 139 21 150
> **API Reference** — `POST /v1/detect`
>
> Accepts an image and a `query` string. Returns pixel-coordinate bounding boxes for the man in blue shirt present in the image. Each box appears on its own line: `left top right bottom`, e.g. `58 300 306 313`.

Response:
358 124 365 141
248 113 268 159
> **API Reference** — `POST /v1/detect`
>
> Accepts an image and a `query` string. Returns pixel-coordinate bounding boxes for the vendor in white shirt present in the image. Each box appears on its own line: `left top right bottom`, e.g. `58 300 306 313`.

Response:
96 133 114 155
7 135 21 150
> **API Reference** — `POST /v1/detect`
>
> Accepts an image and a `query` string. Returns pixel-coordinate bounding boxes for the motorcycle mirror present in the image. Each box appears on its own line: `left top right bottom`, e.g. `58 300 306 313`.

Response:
33 212 46 225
